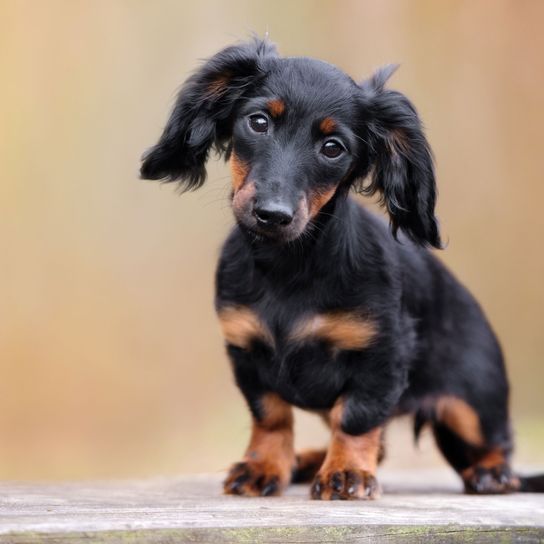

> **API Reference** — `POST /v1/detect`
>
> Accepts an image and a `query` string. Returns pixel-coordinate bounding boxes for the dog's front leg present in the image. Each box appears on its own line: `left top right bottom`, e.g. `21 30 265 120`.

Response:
223 388 295 497
218 306 296 497
311 399 383 500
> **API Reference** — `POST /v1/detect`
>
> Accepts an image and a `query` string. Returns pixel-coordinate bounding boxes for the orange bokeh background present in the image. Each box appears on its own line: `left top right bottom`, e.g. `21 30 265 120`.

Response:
1 0 543 480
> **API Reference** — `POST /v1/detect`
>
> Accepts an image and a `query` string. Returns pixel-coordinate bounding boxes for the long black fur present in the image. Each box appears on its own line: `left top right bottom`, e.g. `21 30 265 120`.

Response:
141 38 543 495
141 38 277 188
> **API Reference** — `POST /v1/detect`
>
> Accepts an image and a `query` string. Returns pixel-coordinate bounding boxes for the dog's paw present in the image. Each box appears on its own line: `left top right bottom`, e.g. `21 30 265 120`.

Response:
463 464 520 494
310 469 380 500
223 461 287 497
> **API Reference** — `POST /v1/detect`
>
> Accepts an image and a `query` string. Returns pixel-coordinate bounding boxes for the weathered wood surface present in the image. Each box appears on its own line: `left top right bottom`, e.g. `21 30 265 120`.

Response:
1 470 543 543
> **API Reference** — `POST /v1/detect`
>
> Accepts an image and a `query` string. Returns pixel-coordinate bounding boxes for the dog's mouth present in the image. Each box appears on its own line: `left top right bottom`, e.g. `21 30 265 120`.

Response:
236 213 308 244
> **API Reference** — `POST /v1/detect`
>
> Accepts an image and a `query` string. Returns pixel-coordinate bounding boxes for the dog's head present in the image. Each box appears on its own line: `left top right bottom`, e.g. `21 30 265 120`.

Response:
141 38 441 248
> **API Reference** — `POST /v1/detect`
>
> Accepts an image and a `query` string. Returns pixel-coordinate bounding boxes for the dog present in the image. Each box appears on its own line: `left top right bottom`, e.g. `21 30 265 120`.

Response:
140 38 543 499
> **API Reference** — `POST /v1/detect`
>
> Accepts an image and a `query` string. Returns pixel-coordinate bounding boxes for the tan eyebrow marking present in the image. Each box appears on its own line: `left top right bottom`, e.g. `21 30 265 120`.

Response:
319 117 337 134
217 306 274 349
267 98 286 117
291 312 377 351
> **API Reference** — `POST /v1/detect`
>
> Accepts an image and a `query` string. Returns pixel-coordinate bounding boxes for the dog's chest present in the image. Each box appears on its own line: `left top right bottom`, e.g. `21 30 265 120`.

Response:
218 303 375 352
217 302 376 407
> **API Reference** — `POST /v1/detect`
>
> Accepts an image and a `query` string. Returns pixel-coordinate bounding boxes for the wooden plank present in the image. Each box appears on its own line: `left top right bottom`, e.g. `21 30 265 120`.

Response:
1 470 543 543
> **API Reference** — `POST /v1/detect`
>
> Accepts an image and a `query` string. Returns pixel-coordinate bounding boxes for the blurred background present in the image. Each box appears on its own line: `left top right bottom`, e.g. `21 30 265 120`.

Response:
1 0 543 481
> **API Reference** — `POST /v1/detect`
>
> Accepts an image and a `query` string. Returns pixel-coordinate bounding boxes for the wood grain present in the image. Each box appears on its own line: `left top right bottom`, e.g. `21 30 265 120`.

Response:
0 471 543 542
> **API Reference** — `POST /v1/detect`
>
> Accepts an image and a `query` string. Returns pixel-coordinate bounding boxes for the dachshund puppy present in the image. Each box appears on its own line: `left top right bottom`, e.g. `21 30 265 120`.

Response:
141 38 543 499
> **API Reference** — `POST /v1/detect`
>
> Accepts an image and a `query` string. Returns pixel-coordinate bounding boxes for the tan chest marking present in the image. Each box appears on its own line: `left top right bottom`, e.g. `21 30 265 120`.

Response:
218 308 376 353
291 312 377 351
217 306 273 350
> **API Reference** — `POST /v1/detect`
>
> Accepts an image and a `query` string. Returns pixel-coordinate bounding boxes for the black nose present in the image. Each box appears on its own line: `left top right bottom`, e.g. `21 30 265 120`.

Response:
253 203 294 227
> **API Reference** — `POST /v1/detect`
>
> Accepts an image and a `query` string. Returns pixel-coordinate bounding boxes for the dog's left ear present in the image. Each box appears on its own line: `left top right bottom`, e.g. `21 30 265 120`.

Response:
356 65 442 249
140 38 277 190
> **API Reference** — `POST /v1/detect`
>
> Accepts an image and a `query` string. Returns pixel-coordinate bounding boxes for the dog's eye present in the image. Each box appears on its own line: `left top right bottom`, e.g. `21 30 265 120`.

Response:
248 114 269 134
321 140 345 159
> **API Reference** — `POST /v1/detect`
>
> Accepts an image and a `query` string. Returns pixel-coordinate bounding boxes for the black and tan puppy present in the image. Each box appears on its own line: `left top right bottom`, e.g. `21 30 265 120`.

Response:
141 38 543 499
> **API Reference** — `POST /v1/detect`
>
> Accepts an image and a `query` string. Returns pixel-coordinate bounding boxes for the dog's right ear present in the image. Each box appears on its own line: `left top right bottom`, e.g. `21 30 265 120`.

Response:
140 38 277 190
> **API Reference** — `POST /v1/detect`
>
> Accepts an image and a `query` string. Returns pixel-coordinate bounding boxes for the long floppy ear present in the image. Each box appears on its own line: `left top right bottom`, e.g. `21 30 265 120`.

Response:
357 65 442 249
140 38 277 190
